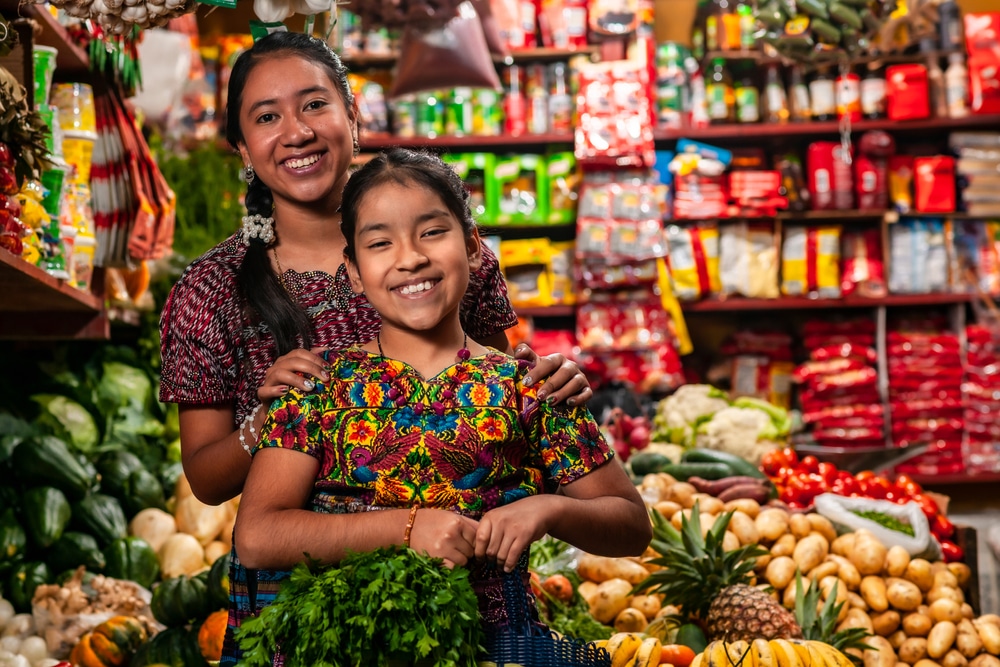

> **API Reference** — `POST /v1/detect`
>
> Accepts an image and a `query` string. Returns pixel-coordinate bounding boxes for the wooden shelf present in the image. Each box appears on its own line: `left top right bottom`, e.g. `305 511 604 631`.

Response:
360 132 575 151
14 4 90 75
681 293 974 313
343 46 599 70
0 250 108 339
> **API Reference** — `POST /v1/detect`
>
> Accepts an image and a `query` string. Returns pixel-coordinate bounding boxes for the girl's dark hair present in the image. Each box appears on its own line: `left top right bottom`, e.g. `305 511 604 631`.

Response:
341 148 476 262
227 32 355 355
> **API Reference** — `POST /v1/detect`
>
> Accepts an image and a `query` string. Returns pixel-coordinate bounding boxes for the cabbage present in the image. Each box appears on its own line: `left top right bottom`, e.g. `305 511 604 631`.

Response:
31 394 99 452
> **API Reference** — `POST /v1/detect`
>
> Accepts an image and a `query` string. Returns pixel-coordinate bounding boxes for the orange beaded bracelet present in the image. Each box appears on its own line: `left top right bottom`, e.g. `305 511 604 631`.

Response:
403 506 419 547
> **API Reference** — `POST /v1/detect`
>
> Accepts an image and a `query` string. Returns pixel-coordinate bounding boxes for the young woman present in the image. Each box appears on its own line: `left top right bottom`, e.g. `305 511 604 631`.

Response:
158 31 594 666
235 148 651 665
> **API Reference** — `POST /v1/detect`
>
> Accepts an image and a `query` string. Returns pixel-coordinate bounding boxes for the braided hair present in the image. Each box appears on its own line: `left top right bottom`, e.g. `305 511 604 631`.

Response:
226 31 355 355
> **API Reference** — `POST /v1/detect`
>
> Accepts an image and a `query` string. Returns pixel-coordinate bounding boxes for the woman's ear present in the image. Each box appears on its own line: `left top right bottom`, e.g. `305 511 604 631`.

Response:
344 253 365 294
237 143 250 167
467 229 483 272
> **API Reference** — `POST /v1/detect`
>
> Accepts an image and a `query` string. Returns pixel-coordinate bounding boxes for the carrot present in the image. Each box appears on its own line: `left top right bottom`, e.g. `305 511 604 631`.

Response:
542 574 574 603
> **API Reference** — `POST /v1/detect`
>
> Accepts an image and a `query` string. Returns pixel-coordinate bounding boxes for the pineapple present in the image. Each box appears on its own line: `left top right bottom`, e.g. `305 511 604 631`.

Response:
635 502 802 643
793 573 872 663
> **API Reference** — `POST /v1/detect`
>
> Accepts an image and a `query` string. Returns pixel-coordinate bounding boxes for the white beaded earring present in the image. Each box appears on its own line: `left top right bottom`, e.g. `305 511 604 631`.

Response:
241 213 275 245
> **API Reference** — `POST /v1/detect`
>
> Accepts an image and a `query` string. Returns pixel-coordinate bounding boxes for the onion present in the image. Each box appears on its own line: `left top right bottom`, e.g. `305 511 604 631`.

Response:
0 599 14 629
17 636 47 665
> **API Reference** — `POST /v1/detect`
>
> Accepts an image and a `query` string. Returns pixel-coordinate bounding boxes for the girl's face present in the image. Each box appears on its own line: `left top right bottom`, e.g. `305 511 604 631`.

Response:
345 180 482 337
237 54 357 212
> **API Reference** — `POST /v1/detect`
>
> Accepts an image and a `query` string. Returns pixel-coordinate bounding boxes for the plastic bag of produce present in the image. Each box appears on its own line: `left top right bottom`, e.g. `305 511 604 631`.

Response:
813 493 941 560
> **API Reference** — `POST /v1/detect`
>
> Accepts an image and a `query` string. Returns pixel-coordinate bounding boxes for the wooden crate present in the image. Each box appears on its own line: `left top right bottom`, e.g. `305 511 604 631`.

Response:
955 524 981 616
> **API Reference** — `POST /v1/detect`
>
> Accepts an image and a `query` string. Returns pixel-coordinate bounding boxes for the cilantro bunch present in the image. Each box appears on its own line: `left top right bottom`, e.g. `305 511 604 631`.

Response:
236 546 484 667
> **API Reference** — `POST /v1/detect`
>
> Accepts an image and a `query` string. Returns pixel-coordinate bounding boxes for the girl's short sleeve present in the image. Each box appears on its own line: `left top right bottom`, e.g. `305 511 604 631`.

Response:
255 391 325 460
158 269 242 405
461 243 518 341
518 371 614 486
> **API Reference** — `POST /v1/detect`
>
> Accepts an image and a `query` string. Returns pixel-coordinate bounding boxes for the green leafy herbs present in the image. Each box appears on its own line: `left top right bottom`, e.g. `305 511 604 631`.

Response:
852 510 915 537
528 537 613 642
236 546 484 667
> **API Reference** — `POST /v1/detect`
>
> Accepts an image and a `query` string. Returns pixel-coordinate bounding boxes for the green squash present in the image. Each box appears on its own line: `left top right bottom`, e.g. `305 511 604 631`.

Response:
21 486 71 549
0 507 27 562
151 573 213 628
206 552 230 609
49 531 107 574
12 435 93 499
96 450 145 499
6 561 50 613
104 536 160 589
122 468 167 517
74 493 129 546
129 627 207 667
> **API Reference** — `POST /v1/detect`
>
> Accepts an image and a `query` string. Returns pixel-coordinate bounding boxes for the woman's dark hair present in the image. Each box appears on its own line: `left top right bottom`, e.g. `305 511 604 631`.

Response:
227 31 355 355
341 148 477 263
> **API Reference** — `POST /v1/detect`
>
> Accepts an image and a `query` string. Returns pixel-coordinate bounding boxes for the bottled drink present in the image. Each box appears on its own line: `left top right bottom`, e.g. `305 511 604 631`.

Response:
764 64 789 123
547 62 574 132
938 0 962 52
836 69 861 121
656 42 688 128
809 67 836 121
503 65 526 135
926 56 948 118
525 64 549 134
860 65 886 119
736 76 760 122
945 52 969 118
789 65 811 122
705 58 735 123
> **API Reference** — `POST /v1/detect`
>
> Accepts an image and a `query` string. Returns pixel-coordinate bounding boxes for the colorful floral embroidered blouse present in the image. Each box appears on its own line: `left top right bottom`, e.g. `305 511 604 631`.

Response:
255 348 613 515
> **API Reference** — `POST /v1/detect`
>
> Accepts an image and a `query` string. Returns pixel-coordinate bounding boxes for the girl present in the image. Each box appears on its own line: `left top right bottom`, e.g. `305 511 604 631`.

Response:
158 32 594 664
234 148 651 665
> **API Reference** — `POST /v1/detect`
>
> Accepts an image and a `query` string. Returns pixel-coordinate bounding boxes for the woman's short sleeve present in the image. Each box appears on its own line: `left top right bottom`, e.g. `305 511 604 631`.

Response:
158 265 242 405
461 243 518 341
518 370 614 486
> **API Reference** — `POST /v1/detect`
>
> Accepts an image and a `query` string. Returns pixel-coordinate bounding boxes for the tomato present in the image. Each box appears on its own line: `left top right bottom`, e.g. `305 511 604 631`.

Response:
894 473 923 495
541 574 574 603
529 571 544 600
939 539 964 563
761 449 786 476
799 455 820 474
661 644 697 667
859 476 891 500
781 447 799 466
817 462 839 485
913 494 940 521
931 514 955 540
787 472 826 505
855 470 876 481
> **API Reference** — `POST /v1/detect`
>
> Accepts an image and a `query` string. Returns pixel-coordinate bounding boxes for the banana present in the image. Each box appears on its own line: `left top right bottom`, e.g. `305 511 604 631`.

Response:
706 641 732 667
727 640 754 667
786 639 813 667
807 640 855 667
768 639 800 667
630 637 663 667
690 652 706 667
752 639 774 667
608 632 644 667
796 639 829 667
592 639 609 651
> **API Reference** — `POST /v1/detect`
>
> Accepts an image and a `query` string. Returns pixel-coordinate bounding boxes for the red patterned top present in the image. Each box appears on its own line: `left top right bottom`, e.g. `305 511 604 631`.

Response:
159 233 518 423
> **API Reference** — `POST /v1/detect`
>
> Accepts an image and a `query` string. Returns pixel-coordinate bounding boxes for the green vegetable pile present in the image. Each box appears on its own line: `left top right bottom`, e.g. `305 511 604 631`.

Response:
528 537 614 643
852 510 915 537
236 546 484 667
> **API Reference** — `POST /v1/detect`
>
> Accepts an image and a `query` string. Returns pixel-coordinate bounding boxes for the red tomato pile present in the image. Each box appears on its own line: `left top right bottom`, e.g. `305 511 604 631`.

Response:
760 448 963 562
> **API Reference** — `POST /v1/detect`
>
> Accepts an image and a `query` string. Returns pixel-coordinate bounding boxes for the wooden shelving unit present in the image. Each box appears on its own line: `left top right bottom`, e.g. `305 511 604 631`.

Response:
682 293 975 313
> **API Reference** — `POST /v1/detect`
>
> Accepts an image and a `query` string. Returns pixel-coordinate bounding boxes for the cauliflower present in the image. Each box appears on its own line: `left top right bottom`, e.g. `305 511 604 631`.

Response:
653 384 730 446
695 406 781 465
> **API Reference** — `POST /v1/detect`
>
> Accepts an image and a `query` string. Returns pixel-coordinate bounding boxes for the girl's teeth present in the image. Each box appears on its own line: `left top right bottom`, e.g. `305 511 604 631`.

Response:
286 155 319 169
400 281 433 295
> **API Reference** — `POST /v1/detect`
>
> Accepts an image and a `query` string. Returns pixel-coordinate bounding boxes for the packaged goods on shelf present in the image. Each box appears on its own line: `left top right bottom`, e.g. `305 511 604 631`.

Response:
665 223 721 301
948 219 1000 296
951 131 1000 218
964 323 1000 473
348 74 389 135
854 130 894 210
965 12 1000 115
841 228 887 298
712 330 794 408
575 60 655 168
780 225 841 298
718 221 780 299
493 153 547 225
499 238 557 308
806 141 853 211
914 156 957 213
888 218 949 294
445 152 498 224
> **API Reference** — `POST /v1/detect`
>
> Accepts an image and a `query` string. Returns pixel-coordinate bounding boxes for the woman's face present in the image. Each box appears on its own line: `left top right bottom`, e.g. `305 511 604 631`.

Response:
345 180 482 336
237 54 357 212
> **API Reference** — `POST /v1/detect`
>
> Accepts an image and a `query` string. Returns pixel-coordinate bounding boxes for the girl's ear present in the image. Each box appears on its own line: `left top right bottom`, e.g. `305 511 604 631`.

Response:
466 228 483 272
344 253 365 294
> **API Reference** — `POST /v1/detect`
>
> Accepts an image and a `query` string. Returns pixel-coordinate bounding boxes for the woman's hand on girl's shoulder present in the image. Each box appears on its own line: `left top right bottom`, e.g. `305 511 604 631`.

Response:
257 347 330 401
514 345 593 408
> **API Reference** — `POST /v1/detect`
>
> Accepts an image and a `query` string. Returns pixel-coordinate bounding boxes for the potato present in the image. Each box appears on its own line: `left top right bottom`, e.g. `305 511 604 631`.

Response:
729 510 760 546
960 604 974 620
866 636 899 667
941 650 968 667
887 577 924 612
771 533 798 558
861 576 890 612
671 509 691 530
756 508 791 542
614 607 649 633
851 529 889 576
808 560 841 583
978 614 1000 628
722 531 741 552
849 591 870 611
928 621 958 659
806 513 837 544
913 661 943 667
589 578 634 624
969 657 1000 667
928 599 963 624
829 554 863 590
700 495 728 516
934 570 960 590
725 498 762 518
653 500 683 519
789 513 812 539
889 630 909 650
793 534 830 574
931 561 948 575
577 553 650 584
906 559 935 592
872 610 902 636
629 595 662 620
975 619 1000 654
886 545 911 578
766 556 797 591
755 553 772 571
904 612 935 637
944 562 970 588
832 532 856 557
927 586 965 606
839 608 875 634
783 580 798 609
577 581 600 606
820 575 850 609
898 637 929 664
955 629 983 660
667 482 697 508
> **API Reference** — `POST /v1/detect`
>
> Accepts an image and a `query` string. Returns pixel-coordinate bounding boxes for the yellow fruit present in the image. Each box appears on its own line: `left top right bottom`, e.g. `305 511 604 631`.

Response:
631 637 663 667
608 632 644 667
768 639 800 667
706 641 732 667
808 641 855 667
727 640 755 667
690 653 705 667
786 639 812 667
753 639 775 667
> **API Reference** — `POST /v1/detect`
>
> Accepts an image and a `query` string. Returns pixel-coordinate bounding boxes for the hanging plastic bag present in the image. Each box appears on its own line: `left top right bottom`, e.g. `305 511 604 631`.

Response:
469 0 510 57
389 1 501 98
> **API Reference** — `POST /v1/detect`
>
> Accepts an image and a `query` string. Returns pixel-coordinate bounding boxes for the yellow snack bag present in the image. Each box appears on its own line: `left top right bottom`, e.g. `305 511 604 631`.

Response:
781 225 842 298
500 238 553 308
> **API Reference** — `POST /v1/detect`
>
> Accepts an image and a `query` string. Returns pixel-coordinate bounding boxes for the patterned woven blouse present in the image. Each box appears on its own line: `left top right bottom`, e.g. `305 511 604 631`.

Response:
158 233 518 666
253 348 614 665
